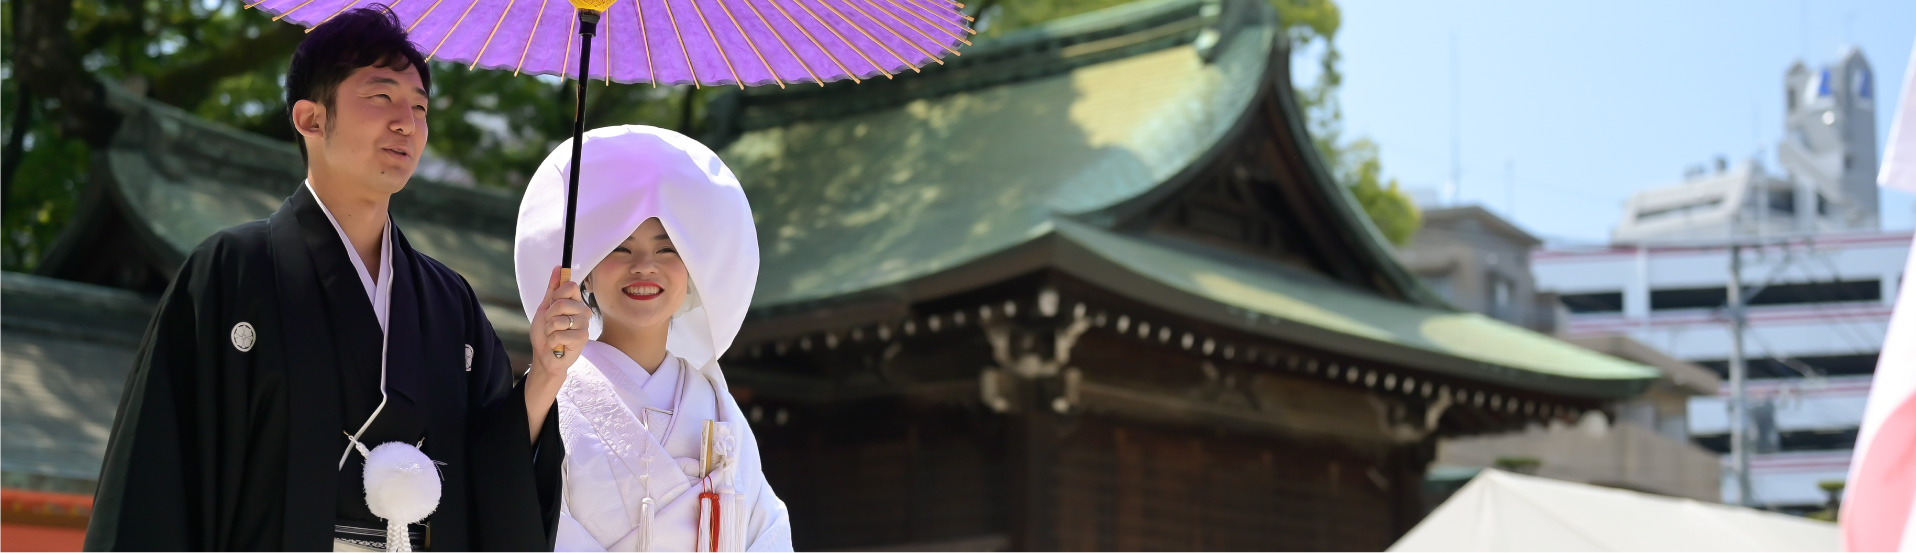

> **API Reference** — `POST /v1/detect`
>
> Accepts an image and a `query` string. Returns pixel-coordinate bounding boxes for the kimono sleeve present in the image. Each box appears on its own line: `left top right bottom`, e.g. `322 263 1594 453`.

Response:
463 279 565 551
85 237 248 551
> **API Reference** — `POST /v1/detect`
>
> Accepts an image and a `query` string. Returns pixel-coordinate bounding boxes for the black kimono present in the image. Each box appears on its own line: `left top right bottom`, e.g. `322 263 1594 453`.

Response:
84 184 563 551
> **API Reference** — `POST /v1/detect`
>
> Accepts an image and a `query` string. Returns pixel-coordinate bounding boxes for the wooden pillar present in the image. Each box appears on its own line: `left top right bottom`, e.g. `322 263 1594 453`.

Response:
1006 373 1061 551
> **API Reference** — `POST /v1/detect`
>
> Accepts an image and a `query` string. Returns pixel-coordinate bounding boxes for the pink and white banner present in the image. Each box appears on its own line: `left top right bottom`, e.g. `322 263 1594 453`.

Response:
1844 36 1916 553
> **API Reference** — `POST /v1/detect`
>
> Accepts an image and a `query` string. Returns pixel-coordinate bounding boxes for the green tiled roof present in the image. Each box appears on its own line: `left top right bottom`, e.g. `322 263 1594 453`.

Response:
1051 221 1658 396
1 272 152 488
722 0 1273 309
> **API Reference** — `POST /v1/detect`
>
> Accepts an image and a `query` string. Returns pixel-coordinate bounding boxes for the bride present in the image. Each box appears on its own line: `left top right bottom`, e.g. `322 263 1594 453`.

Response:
515 125 792 552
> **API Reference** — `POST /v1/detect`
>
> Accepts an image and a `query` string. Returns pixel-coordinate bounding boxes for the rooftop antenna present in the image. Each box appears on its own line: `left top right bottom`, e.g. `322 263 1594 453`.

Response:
1505 158 1515 218
1449 30 1461 205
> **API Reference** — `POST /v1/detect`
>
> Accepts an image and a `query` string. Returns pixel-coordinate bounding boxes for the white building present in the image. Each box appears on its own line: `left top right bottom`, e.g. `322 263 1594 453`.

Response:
1614 48 1881 242
1535 231 1906 510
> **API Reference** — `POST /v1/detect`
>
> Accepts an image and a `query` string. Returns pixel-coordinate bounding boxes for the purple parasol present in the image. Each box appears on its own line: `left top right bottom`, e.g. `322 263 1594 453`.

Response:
249 0 975 87
252 0 972 358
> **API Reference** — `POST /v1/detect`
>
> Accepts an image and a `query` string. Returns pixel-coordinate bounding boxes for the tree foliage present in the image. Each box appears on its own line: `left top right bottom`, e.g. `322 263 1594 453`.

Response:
1269 0 1419 246
4 0 303 269
4 0 314 270
1 0 694 270
1345 139 1421 244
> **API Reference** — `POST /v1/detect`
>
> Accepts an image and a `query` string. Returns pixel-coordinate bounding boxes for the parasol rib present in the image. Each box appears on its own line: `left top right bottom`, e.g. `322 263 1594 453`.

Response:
472 0 521 69
515 0 551 75
271 0 321 21
427 0 485 61
820 0 918 71
307 1 364 32
892 0 976 36
687 0 747 88
899 0 969 22
792 0 891 79
406 0 451 33
908 0 973 25
633 0 656 86
839 0 939 64
714 0 785 88
659 0 704 87
308 1 422 34
562 13 574 80
603 5 613 84
873 0 967 47
763 0 849 84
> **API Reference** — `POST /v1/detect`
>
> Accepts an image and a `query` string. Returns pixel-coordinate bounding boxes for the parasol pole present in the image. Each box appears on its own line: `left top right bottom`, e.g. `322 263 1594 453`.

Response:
555 3 603 358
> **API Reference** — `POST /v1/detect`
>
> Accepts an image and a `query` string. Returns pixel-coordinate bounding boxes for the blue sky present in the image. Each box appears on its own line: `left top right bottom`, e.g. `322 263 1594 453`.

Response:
1322 0 1916 245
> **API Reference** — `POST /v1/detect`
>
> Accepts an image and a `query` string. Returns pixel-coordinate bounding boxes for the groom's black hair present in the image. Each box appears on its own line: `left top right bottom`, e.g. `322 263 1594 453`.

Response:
284 4 432 165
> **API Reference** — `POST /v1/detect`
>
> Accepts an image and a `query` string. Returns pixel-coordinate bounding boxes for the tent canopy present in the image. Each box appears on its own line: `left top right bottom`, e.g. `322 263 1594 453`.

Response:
1391 469 1838 552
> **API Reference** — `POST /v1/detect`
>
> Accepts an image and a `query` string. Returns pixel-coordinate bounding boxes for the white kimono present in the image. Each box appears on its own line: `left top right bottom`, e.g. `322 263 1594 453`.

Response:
553 343 791 552
514 125 787 552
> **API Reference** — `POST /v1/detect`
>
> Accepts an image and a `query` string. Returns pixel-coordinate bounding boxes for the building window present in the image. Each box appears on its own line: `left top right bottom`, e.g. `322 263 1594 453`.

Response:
1694 352 1880 379
1489 274 1515 319
1650 280 1879 312
1650 287 1724 311
1748 279 1880 306
1692 429 1859 455
1559 291 1623 314
1768 189 1795 214
1637 199 1721 221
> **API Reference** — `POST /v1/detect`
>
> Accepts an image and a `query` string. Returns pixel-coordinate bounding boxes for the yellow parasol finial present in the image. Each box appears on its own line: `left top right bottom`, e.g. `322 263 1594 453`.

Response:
568 0 617 12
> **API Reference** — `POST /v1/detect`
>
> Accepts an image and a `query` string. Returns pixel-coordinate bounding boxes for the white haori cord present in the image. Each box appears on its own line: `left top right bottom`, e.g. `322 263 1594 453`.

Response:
336 318 441 552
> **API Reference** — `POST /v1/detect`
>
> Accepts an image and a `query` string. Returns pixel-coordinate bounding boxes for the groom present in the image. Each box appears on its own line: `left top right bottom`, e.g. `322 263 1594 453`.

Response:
85 6 582 551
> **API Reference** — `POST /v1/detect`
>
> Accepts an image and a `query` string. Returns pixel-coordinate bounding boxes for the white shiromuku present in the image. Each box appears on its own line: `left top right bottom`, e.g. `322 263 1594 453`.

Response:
515 125 792 552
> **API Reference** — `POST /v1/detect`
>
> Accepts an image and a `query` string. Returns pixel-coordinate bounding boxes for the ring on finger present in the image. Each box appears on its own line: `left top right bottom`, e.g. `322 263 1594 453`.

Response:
565 314 576 330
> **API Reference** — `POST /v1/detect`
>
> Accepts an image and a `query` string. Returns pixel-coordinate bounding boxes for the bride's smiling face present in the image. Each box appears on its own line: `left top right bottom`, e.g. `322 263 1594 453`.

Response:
585 217 690 331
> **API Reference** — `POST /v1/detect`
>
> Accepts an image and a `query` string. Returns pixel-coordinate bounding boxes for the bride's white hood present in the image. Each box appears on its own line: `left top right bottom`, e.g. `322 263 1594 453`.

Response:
512 125 758 370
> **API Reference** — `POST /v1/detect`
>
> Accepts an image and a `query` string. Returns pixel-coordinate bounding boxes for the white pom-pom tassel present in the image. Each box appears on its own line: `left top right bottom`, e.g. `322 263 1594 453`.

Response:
638 497 655 552
362 441 441 552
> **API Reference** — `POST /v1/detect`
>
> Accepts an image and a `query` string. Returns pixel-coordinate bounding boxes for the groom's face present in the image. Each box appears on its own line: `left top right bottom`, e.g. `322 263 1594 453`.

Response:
294 64 430 194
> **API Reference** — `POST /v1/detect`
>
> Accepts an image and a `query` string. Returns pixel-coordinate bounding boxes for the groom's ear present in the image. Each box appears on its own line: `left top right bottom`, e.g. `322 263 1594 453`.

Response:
292 100 327 145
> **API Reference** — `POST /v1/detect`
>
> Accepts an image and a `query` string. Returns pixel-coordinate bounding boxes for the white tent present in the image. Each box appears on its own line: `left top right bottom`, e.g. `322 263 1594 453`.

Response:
1391 469 1839 552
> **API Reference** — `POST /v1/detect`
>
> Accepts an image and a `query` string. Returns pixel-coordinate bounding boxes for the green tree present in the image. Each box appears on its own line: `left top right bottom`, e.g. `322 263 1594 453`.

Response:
5 0 310 270
1344 139 1420 245
1268 0 1419 245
